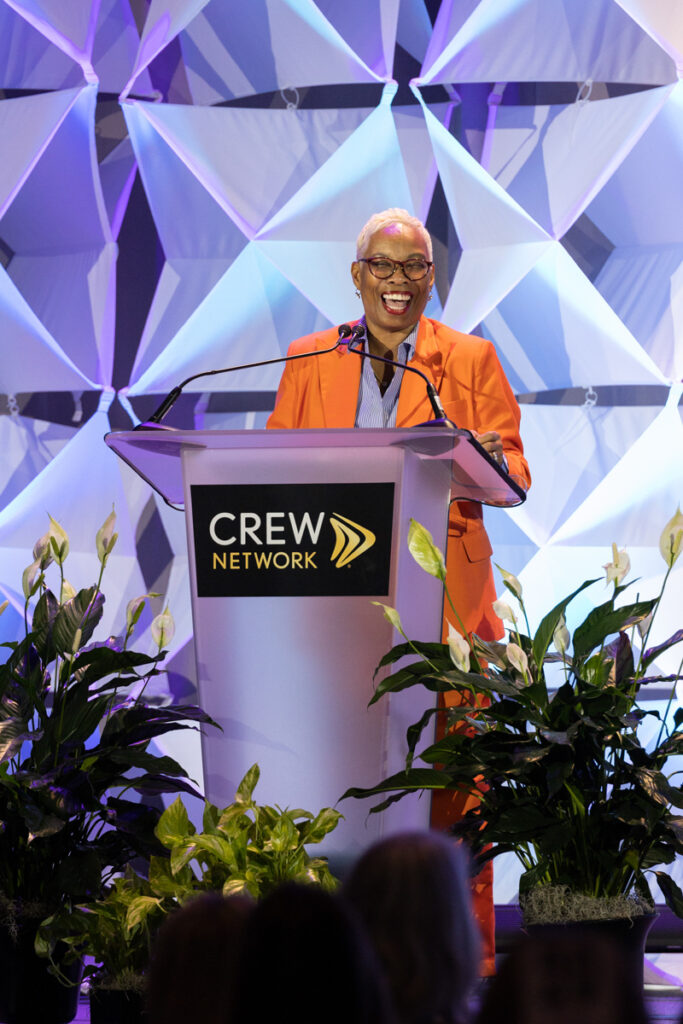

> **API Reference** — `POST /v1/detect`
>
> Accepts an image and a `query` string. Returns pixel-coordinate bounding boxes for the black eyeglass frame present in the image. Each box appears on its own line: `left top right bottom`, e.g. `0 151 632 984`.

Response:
357 257 434 281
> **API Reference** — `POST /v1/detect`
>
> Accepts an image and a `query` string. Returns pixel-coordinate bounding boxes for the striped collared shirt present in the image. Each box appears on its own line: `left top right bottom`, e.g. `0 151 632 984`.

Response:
354 320 419 428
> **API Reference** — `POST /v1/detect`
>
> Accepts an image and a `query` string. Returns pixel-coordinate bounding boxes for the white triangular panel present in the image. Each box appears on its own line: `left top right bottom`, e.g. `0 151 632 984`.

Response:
595 245 683 381
131 259 233 382
442 242 552 334
616 0 683 66
420 0 677 85
0 395 148 636
257 100 414 243
128 244 331 394
135 0 383 103
422 103 551 249
0 4 81 89
0 266 95 391
4 0 96 56
586 83 683 247
486 86 673 239
0 88 80 218
481 243 667 393
125 100 372 238
0 412 77 511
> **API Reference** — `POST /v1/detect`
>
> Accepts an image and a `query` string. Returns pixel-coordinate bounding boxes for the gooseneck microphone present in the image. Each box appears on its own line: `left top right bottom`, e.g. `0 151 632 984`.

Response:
135 323 355 429
346 327 455 428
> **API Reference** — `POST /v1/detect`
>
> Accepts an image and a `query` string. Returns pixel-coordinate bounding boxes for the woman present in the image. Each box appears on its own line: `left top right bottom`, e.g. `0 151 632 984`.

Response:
267 208 531 973
267 207 530 641
344 832 481 1024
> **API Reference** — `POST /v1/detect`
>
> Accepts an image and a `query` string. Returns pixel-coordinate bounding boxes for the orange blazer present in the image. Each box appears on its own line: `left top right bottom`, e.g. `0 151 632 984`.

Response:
267 317 531 640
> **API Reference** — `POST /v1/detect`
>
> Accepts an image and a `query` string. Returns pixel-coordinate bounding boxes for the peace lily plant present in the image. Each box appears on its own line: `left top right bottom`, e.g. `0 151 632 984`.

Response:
345 510 683 924
0 511 214 941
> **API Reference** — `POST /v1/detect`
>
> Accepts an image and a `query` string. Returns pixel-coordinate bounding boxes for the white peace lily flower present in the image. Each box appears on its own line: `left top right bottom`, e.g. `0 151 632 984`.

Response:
32 531 54 570
447 624 470 673
151 606 175 649
71 628 82 655
492 598 517 624
22 560 42 600
96 507 118 565
553 616 570 655
48 515 70 565
603 543 630 585
126 592 159 633
506 642 529 677
495 564 522 599
659 507 683 569
407 520 446 581
372 602 403 633
60 580 77 603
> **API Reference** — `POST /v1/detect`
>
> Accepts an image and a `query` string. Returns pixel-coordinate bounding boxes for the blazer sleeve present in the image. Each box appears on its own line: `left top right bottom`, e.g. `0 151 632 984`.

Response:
266 341 316 429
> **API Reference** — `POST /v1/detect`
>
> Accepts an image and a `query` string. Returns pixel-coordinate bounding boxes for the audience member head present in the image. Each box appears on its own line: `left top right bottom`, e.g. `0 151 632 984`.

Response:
146 891 252 1024
475 928 650 1024
232 882 394 1024
343 831 481 1024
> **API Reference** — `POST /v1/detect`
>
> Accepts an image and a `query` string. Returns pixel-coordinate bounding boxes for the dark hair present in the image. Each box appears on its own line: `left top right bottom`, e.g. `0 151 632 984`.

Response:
343 831 481 1024
146 891 253 1024
476 929 650 1024
232 883 394 1024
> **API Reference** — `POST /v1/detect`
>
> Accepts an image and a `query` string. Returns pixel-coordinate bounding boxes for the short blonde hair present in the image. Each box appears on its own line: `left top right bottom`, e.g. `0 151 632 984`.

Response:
355 208 433 261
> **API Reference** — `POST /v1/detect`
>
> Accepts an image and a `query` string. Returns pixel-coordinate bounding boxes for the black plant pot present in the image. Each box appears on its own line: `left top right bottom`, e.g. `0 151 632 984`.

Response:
526 912 658 986
89 987 147 1024
0 923 82 1024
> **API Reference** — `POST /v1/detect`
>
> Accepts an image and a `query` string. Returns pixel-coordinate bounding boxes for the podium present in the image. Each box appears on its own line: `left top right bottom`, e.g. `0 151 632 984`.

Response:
106 426 524 863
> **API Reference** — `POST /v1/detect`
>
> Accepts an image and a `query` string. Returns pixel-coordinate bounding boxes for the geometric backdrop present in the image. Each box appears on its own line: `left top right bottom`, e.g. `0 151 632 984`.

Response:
1 0 681 901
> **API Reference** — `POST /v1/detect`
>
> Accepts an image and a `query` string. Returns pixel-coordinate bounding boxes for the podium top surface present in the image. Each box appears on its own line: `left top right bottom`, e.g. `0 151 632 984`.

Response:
105 426 527 509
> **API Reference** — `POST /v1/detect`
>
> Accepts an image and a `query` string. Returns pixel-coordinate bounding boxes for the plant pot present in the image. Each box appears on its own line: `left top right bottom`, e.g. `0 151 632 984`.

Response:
0 923 82 1024
89 986 147 1024
525 912 658 987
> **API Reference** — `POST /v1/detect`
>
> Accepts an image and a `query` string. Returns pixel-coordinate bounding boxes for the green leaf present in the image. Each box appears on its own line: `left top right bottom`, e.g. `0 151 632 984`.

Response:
155 795 194 847
342 768 450 803
235 764 260 804
125 895 163 932
531 578 598 668
52 588 104 655
299 807 343 844
573 598 657 662
654 872 683 918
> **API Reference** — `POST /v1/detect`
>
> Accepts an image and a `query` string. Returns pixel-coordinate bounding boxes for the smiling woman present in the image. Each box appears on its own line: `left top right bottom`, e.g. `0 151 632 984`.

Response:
266 207 531 975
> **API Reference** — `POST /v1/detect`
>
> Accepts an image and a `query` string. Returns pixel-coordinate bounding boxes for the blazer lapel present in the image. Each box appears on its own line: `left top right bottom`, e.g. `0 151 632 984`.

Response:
396 318 443 426
318 339 362 427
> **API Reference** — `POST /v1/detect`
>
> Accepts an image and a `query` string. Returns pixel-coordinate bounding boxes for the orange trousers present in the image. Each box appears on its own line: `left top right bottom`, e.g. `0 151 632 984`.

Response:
429 691 495 977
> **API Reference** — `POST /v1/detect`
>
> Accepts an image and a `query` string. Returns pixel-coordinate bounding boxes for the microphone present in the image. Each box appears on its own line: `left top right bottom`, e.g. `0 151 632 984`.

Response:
135 323 355 429
347 330 455 428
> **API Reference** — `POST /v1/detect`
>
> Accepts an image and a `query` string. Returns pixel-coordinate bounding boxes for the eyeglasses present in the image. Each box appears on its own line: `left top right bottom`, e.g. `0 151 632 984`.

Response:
358 257 433 281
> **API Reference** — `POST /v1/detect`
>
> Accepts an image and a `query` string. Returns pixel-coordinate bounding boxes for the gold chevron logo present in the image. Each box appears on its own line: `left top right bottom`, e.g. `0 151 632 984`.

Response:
329 513 376 568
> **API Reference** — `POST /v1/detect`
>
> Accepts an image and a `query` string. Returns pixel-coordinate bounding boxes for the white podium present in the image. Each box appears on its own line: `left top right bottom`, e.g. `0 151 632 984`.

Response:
106 426 524 861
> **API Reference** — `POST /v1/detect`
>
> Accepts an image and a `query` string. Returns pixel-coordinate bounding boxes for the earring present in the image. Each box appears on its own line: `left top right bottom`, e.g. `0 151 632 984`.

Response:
355 289 361 298
427 290 433 300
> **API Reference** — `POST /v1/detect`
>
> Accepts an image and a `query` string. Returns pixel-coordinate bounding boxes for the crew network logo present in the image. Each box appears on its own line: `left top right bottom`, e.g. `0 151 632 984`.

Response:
191 482 393 598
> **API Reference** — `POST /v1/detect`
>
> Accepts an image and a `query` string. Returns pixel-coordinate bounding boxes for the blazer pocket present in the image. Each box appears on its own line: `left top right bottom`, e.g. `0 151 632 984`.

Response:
462 529 493 563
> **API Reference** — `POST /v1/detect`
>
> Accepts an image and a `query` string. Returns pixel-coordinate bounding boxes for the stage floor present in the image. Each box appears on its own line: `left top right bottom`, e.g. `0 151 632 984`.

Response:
70 956 683 1023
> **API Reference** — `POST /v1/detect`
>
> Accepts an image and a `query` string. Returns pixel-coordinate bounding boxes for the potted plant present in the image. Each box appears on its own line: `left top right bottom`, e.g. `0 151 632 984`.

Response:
35 763 341 1023
0 512 215 1023
37 866 171 1024
151 762 342 899
344 514 683 950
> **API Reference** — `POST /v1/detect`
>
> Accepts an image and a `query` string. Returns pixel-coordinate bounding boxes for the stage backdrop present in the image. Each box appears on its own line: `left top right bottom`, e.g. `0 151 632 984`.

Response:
0 0 681 900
